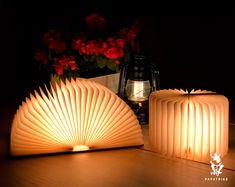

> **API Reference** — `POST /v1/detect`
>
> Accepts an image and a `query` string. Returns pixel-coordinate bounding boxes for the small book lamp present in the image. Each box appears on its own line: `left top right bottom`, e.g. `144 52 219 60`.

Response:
149 89 229 162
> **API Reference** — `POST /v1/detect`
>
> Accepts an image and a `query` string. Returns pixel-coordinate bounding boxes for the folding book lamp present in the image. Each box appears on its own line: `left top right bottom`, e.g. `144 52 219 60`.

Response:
149 89 229 162
10 78 144 156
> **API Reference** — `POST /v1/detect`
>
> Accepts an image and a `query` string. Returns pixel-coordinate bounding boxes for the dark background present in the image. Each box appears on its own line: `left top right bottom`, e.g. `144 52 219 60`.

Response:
0 1 235 114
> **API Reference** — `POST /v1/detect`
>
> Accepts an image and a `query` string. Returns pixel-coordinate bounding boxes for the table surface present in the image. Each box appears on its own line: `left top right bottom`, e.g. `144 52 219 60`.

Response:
1 105 235 187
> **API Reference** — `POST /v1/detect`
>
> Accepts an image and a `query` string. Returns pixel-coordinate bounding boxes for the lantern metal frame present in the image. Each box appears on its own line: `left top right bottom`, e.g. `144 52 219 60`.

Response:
118 55 160 124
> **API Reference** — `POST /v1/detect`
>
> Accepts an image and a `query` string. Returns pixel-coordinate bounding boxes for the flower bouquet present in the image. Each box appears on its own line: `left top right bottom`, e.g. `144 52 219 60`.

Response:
33 13 140 82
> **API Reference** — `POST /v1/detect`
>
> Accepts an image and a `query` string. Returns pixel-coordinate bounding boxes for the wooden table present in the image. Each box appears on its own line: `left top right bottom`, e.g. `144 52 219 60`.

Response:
1 121 235 187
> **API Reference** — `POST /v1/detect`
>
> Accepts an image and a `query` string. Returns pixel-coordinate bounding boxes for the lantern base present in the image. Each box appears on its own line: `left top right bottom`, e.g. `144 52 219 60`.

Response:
136 109 149 125
127 100 149 125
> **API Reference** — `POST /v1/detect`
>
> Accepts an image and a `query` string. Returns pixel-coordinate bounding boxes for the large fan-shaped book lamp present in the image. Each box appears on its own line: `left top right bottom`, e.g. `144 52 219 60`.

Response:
10 78 144 156
149 89 229 162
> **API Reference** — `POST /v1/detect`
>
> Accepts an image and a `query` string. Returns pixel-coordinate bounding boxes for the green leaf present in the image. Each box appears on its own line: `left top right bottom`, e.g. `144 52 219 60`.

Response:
80 55 97 69
84 54 96 62
96 57 107 68
106 60 118 72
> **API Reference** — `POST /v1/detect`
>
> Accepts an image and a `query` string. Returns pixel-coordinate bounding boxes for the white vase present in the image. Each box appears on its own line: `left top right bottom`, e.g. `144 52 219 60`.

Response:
89 73 120 93
50 73 120 94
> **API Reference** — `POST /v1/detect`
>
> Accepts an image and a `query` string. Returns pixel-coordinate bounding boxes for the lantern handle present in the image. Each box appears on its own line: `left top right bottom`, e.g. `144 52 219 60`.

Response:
118 64 128 98
148 63 160 92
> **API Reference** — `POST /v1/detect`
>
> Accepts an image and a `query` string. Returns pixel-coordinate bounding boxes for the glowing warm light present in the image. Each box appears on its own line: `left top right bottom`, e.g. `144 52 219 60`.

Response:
149 89 229 162
73 145 90 152
10 78 144 156
125 80 151 101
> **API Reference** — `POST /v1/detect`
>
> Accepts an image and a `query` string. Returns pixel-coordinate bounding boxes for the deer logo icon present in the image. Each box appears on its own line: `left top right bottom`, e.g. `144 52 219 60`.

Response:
210 153 224 176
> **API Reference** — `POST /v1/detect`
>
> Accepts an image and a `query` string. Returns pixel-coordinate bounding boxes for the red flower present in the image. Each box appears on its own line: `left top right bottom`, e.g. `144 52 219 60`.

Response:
34 49 48 64
85 13 106 30
103 47 124 59
116 39 125 48
43 29 66 53
72 33 86 52
34 14 140 78
115 60 120 65
54 55 77 75
119 23 140 50
82 40 100 55
102 38 125 59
